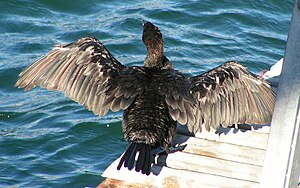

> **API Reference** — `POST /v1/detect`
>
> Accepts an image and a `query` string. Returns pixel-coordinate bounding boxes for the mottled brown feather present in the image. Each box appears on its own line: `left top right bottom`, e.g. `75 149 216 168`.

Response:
15 37 147 118
189 61 276 132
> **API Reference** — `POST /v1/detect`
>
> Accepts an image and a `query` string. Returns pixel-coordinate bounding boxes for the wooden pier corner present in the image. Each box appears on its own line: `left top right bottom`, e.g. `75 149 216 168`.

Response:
99 126 270 188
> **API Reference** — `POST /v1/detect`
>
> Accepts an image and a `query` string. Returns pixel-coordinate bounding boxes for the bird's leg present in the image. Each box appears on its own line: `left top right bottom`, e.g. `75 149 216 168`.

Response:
151 146 165 156
152 144 187 156
167 144 187 154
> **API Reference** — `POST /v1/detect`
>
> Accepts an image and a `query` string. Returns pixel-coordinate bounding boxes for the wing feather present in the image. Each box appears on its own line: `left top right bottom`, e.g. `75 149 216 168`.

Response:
15 37 146 117
152 69 197 128
189 61 276 132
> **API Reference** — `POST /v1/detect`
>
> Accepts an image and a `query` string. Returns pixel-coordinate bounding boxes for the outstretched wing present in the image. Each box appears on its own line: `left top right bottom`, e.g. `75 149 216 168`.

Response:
189 61 276 133
152 68 197 127
15 37 144 117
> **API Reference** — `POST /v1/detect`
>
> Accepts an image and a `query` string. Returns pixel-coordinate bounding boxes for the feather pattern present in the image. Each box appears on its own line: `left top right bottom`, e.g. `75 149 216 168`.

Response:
15 37 146 117
149 68 197 127
189 61 276 132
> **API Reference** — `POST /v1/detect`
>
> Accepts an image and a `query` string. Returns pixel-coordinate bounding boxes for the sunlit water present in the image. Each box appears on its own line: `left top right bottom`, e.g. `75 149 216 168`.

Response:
0 0 293 187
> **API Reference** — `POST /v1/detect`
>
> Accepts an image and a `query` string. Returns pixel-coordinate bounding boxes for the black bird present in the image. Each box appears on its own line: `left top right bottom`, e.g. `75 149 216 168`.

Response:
15 22 276 175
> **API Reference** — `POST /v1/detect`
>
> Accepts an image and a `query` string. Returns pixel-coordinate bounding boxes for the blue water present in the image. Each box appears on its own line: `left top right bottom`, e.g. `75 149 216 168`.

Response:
0 0 293 187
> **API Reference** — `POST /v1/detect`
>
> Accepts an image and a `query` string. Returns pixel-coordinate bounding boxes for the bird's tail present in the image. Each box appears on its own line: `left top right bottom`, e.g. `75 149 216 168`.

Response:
117 142 152 175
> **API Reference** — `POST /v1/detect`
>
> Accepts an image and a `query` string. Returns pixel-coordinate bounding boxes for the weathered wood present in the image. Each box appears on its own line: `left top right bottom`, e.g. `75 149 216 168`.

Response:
157 151 262 182
97 178 148 188
101 125 270 187
102 159 260 188
172 134 266 166
194 126 270 150
260 1 300 188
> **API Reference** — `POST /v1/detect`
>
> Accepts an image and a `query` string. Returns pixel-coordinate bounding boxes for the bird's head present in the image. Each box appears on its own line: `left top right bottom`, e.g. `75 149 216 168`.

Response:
142 22 164 67
142 21 163 50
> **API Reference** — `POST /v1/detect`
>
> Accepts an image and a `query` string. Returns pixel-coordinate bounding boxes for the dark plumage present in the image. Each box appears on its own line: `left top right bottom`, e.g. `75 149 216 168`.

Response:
15 21 276 176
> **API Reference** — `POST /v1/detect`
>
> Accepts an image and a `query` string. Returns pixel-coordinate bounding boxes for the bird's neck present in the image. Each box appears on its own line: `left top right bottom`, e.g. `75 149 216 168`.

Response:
144 48 164 68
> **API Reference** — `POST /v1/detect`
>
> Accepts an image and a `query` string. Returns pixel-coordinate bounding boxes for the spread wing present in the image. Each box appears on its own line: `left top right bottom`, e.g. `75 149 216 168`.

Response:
189 61 276 133
15 37 145 117
153 69 197 126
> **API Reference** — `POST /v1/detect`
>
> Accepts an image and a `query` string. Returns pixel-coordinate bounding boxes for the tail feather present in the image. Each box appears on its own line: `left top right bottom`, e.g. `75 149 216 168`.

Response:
126 144 140 170
117 143 152 175
143 145 151 175
123 144 135 169
117 143 134 169
135 145 146 172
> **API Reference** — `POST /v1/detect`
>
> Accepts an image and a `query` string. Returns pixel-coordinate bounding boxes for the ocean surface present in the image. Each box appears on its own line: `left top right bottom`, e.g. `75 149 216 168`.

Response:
0 0 294 187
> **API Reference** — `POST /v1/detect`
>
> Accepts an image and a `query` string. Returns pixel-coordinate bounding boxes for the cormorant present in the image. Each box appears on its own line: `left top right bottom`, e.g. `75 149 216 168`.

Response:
15 21 276 176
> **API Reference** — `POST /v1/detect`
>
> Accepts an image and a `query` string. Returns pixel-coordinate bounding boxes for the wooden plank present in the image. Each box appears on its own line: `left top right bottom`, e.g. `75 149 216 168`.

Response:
172 134 266 166
260 1 300 188
102 159 259 188
193 127 269 150
157 151 262 182
101 126 270 187
97 178 150 188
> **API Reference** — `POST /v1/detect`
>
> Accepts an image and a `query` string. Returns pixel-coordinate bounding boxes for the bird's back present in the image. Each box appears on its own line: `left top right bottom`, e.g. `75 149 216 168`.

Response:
122 67 177 150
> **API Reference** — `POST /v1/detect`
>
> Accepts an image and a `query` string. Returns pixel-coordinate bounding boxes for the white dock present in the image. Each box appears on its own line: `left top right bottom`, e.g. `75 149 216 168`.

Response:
99 126 271 188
